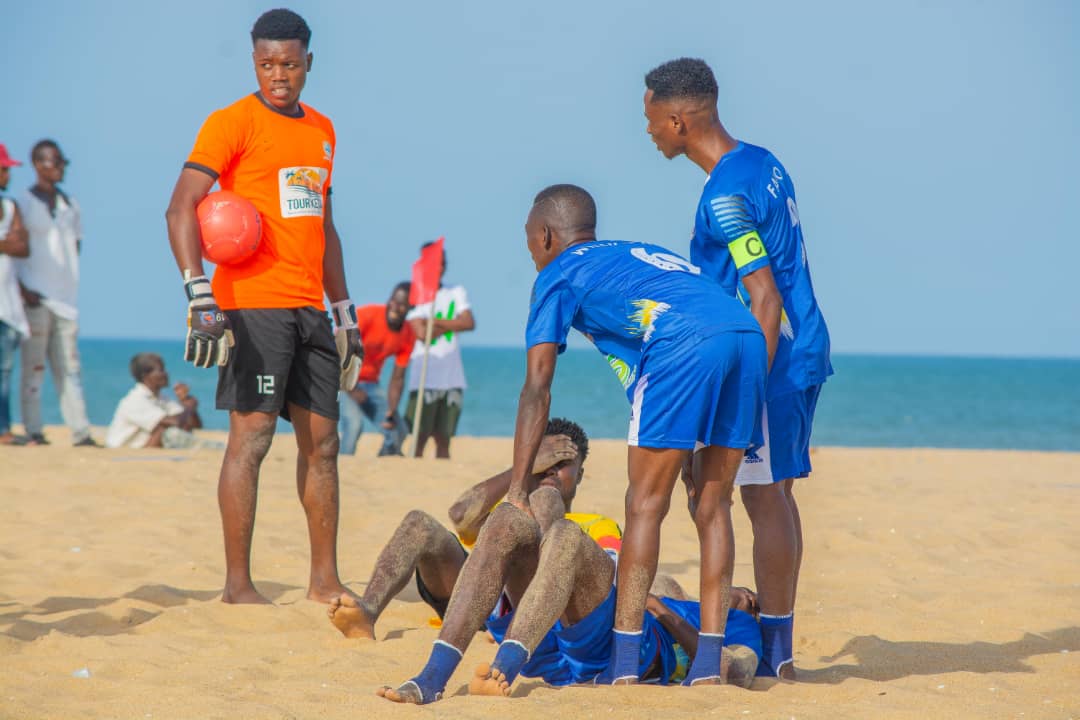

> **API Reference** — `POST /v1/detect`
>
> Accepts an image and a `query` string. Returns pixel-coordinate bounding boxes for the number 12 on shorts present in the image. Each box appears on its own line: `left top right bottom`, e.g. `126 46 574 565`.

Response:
256 375 275 396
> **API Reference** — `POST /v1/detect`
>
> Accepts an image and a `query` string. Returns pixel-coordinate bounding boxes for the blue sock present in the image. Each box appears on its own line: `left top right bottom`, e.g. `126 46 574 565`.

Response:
757 613 793 677
683 632 725 685
600 629 642 683
408 640 463 703
490 640 530 686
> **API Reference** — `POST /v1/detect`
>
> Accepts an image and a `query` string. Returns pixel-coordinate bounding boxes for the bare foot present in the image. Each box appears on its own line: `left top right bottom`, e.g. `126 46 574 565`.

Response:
723 645 761 688
307 582 360 604
327 594 376 640
469 663 512 697
221 584 271 604
376 681 429 704
777 659 797 682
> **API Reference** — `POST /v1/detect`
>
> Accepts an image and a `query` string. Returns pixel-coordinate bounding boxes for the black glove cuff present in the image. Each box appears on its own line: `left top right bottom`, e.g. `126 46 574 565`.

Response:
184 276 213 301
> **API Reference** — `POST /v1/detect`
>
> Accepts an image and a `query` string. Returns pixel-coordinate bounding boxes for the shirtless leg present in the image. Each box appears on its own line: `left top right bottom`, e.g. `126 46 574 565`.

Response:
291 404 355 603
682 444 742 685
328 510 466 639
604 445 684 683
471 514 615 696
218 410 276 604
378 502 541 704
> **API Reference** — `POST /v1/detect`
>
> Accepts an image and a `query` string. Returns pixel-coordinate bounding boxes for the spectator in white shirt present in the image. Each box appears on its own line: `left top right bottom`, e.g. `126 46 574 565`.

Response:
105 353 203 449
0 143 29 446
16 139 96 446
405 243 475 459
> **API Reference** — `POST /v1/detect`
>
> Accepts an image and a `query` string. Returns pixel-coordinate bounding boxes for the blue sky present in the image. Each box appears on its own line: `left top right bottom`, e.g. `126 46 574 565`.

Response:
8 0 1079 357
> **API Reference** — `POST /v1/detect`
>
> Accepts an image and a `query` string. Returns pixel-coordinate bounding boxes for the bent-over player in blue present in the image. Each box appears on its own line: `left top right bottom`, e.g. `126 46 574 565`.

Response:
505 183 766 686
644 57 833 679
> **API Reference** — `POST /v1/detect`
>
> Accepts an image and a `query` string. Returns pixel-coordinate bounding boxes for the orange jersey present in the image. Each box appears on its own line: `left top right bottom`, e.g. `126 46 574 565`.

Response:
356 304 416 384
186 93 336 310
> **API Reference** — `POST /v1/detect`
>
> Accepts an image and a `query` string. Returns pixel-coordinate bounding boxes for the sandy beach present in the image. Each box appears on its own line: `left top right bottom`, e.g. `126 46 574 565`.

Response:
1 428 1077 719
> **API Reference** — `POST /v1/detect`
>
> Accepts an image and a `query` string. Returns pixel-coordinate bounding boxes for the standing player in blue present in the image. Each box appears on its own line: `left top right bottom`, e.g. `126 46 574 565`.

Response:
507 184 766 685
643 58 833 679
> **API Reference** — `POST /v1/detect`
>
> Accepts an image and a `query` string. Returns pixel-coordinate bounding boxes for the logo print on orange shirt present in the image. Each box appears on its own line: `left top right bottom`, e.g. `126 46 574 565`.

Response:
279 166 328 218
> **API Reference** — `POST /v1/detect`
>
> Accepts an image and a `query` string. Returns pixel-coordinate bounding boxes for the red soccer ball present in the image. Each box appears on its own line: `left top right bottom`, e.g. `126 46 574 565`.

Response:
196 190 262 265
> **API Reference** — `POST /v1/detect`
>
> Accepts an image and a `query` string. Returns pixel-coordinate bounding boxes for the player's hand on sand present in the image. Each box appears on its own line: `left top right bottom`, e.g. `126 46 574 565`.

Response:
531 434 578 474
331 300 363 391
184 275 234 368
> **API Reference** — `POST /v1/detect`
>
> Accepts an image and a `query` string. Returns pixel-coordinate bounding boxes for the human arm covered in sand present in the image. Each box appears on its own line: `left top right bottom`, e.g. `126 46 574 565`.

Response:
448 432 578 545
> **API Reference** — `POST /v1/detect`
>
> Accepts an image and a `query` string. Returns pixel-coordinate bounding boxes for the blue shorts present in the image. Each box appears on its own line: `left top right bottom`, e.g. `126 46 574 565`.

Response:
734 384 824 485
485 587 618 686
628 331 766 450
648 599 762 683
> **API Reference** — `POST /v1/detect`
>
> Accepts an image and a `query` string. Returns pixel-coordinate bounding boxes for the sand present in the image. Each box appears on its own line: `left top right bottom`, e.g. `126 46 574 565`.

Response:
1 428 1078 719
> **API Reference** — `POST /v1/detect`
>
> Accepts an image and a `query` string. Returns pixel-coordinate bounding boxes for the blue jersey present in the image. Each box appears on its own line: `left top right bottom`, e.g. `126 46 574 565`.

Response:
526 240 761 401
692 142 832 398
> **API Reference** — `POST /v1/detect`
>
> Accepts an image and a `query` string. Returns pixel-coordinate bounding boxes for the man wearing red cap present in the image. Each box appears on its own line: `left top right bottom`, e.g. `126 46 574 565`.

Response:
0 144 29 445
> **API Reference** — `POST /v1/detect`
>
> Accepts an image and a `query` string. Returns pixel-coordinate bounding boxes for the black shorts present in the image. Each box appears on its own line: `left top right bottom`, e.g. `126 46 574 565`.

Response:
414 546 468 620
216 307 340 423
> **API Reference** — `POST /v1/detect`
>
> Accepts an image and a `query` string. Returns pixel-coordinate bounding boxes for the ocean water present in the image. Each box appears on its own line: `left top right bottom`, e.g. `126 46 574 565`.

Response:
7 340 1079 451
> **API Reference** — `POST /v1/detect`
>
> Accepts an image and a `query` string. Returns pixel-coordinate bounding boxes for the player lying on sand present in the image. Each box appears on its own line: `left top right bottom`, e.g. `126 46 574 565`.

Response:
374 486 761 704
470 578 762 698
327 418 615 640
372 455 761 702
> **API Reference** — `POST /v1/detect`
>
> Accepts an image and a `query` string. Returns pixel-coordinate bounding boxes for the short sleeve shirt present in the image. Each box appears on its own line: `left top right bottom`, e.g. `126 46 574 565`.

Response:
526 240 760 401
356 304 417 384
691 142 832 397
105 383 184 449
406 285 471 391
187 93 336 310
15 189 81 320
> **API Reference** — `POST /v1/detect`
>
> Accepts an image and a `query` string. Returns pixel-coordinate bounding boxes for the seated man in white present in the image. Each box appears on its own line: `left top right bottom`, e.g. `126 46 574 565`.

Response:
105 352 203 449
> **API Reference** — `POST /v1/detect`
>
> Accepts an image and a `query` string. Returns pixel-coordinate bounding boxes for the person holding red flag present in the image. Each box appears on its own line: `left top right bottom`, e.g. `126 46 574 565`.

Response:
405 239 474 459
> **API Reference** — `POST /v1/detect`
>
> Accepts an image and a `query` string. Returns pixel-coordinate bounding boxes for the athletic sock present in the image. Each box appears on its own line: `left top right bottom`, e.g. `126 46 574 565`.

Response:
490 639 530 686
604 629 642 683
683 632 725 685
409 639 463 702
757 613 794 677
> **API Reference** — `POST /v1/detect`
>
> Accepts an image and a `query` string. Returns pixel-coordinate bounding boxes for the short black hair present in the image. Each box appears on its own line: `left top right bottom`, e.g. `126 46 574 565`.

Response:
392 281 411 297
545 417 589 462
130 352 164 383
251 8 312 48
31 139 60 163
532 184 596 233
645 58 718 103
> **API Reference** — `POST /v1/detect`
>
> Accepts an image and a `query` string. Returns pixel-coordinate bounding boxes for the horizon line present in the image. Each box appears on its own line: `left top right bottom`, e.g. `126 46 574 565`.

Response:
75 335 1079 362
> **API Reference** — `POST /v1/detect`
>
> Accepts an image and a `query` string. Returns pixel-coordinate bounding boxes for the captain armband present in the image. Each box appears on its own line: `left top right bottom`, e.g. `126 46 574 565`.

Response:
727 231 768 270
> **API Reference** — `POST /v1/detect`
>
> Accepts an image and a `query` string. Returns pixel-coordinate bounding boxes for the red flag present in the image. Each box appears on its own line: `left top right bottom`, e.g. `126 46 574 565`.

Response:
410 237 444 306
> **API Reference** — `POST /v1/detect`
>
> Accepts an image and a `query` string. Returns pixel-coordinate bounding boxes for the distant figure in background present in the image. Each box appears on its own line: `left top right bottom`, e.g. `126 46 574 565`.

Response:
0 144 29 446
16 139 98 447
340 281 415 456
105 353 204 449
405 243 475 459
